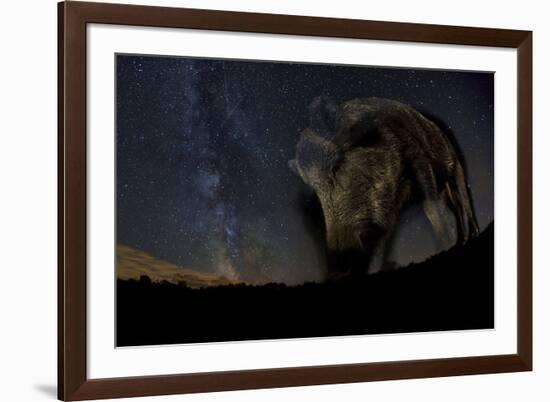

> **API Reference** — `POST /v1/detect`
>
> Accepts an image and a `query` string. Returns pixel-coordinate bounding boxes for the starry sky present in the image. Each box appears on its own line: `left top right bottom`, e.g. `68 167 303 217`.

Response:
116 54 494 285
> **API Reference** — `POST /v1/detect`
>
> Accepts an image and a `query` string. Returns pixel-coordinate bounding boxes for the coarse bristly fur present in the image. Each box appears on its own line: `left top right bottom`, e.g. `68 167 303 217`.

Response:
289 96 480 278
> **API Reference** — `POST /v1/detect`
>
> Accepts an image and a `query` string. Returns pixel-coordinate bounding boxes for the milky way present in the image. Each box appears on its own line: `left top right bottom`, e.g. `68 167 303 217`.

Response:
116 54 494 285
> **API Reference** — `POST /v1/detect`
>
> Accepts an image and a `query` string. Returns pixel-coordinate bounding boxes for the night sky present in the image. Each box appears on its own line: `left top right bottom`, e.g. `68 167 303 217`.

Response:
116 54 494 285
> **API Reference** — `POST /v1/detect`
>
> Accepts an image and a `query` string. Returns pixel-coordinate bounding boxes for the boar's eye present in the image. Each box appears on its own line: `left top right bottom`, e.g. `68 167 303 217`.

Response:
329 154 343 177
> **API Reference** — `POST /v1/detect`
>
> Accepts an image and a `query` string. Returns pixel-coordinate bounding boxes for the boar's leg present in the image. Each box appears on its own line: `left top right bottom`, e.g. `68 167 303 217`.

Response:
423 199 453 250
353 221 386 276
366 230 393 274
443 163 480 244
415 162 453 249
452 162 480 240
444 181 466 245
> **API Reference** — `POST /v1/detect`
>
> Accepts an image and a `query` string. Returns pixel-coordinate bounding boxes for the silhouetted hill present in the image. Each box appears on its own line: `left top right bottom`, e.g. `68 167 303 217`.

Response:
117 244 236 288
117 223 494 346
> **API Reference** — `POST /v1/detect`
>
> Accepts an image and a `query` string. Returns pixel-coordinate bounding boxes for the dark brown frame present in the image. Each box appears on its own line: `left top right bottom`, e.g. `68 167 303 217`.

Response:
58 1 532 400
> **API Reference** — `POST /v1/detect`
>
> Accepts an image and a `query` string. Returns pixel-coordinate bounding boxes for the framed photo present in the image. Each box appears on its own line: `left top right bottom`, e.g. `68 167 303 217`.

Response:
58 1 532 400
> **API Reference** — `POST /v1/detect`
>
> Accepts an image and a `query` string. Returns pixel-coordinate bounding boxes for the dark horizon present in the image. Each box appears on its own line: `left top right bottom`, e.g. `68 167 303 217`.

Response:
117 221 494 346
116 54 494 285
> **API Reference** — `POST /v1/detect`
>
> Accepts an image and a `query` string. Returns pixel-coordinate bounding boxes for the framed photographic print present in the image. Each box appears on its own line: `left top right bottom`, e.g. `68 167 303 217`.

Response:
58 1 532 400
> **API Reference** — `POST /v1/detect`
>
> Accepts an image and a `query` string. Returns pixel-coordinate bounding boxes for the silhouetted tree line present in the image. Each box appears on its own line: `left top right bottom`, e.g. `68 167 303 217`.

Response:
117 223 494 347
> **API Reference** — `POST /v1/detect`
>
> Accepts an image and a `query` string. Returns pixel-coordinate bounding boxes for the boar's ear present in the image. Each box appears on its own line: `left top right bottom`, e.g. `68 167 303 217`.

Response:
288 159 299 175
309 96 338 136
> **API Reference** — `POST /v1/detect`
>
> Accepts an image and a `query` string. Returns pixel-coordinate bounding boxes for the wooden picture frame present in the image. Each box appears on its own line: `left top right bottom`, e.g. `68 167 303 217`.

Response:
58 1 532 400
